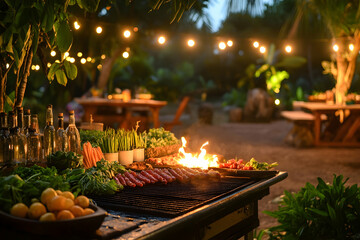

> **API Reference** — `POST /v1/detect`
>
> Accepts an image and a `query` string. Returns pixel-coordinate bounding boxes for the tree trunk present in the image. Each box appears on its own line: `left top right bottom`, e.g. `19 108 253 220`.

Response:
334 33 360 105
14 49 33 108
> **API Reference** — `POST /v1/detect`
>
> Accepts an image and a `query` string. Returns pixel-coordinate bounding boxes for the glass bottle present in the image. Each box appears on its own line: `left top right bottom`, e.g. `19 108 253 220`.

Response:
56 113 68 152
8 111 27 166
16 107 25 134
27 114 42 165
24 109 31 136
43 105 56 157
0 112 10 166
66 110 81 154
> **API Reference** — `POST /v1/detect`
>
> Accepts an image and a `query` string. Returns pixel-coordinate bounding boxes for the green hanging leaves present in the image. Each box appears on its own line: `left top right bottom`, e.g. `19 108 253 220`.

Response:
47 62 61 83
64 61 77 80
55 69 68 86
76 0 100 12
56 20 73 53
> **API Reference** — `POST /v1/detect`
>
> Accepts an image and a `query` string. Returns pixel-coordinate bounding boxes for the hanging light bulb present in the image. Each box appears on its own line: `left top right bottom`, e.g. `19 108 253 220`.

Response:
158 36 166 45
123 30 131 38
285 45 292 53
333 44 339 52
187 39 195 47
50 50 56 57
253 41 259 48
259 46 266 53
77 52 83 57
227 40 233 47
122 51 129 58
96 26 103 34
80 58 86 64
218 42 226 50
349 44 354 51
74 21 80 30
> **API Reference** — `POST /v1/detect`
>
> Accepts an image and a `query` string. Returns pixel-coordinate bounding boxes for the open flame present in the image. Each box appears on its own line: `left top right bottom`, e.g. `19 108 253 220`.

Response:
177 137 218 169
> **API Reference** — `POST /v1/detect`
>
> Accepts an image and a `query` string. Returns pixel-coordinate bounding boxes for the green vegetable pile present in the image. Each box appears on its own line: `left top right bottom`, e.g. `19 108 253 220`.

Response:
145 128 180 148
262 175 360 240
245 158 278 170
0 166 70 212
98 129 119 153
64 159 126 196
80 129 105 147
47 151 83 172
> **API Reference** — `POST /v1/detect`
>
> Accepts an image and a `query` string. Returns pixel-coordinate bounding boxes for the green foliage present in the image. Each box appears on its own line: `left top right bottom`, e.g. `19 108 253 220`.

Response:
264 175 360 240
47 151 84 172
98 129 119 153
245 158 278 170
222 88 247 108
145 128 180 148
80 129 105 147
117 129 132 151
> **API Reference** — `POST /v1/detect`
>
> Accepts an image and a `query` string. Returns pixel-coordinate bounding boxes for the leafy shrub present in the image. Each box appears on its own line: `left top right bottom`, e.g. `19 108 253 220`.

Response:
264 175 360 240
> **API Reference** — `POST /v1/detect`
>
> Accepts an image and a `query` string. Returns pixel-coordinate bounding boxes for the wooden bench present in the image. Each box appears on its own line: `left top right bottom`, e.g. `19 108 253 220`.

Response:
281 111 327 147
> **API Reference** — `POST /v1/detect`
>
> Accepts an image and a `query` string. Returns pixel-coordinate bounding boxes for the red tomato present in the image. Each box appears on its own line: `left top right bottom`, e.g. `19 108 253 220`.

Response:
237 159 244 164
227 159 236 164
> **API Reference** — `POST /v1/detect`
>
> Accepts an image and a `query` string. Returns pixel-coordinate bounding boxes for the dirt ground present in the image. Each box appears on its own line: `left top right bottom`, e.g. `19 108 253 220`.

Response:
162 102 360 231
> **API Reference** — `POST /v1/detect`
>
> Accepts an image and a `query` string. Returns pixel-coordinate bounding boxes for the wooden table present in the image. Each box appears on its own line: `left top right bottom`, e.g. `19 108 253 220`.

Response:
75 98 167 129
298 102 360 147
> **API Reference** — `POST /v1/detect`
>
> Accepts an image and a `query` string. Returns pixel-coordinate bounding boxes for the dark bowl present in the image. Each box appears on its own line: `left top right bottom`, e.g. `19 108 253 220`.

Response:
0 203 106 236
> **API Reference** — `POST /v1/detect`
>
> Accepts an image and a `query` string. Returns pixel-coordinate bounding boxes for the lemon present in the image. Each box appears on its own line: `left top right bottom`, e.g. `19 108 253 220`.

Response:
41 188 57 205
83 208 95 216
39 212 56 222
57 210 75 220
74 196 89 208
28 202 47 220
69 205 84 217
10 203 28 218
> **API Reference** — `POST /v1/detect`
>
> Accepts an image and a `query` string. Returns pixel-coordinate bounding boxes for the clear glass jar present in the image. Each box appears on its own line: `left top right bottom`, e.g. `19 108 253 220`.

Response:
27 114 43 165
8 111 27 166
0 112 10 167
56 113 68 152
43 105 56 157
66 110 81 154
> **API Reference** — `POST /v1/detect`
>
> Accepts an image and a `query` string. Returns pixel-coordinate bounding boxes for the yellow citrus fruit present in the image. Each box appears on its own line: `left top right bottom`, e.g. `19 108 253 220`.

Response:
47 195 67 212
28 202 47 220
56 190 62 195
69 205 84 217
10 203 28 218
64 198 74 210
57 210 75 220
41 188 57 205
74 196 89 208
61 191 75 201
83 208 95 216
39 212 56 222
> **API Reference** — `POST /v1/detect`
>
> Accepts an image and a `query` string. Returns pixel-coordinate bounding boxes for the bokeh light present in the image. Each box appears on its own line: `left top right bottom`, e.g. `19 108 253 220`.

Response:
158 36 166 45
123 30 131 38
187 39 195 47
50 51 56 57
218 42 226 50
74 21 80 30
285 45 292 53
96 26 103 34
259 46 266 53
122 51 129 58
333 44 339 52
253 41 259 48
227 40 233 47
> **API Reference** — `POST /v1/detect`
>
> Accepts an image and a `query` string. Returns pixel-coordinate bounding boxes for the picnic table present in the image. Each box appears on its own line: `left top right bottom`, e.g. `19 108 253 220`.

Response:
297 102 360 147
75 97 167 130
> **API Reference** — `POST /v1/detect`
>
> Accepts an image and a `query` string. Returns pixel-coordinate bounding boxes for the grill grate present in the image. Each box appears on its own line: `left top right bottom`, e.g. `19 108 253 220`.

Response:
91 177 254 218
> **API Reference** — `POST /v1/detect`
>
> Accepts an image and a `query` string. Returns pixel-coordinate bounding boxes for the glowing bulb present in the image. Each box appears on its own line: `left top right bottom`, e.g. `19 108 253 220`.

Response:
227 40 233 47
274 88 280 93
31 65 36 70
101 54 106 60
77 52 83 57
275 99 280 105
187 39 195 47
6 63 9 69
69 57 75 63
122 51 129 59
66 57 71 61
35 65 40 71
158 36 166 45
253 41 259 48
80 58 86 64
74 21 80 30
86 57 92 62
218 42 226 50
47 63 51 68
91 59 95 63
97 64 102 70
50 51 56 57
349 44 354 51
55 60 60 63
96 26 103 34
133 27 138 32
123 30 131 38
285 45 292 53
64 52 69 58
333 44 339 52
259 46 266 53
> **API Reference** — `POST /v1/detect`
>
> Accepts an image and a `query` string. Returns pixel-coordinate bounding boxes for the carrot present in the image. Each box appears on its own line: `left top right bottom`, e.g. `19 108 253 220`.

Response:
82 145 90 169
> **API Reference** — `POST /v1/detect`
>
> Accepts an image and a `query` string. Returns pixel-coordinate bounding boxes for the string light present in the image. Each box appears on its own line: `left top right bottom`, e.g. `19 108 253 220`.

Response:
66 57 71 61
218 42 226 50
6 63 9 69
227 40 233 47
275 99 280 105
55 60 60 63
50 51 56 57
333 44 339 52
64 52 69 58
122 51 129 58
47 63 51 68
77 52 83 57
133 27 138 32
86 57 92 62
101 54 106 59
259 46 266 53
31 65 36 70
285 45 292 53
96 26 103 34
123 30 131 38
253 41 259 48
349 44 354 51
69 57 75 63
80 58 86 64
74 21 80 30
97 64 102 70
187 39 195 47
158 36 166 45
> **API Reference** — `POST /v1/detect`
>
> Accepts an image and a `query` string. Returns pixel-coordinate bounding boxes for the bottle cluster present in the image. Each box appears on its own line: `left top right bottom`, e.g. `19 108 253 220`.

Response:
0 105 81 167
